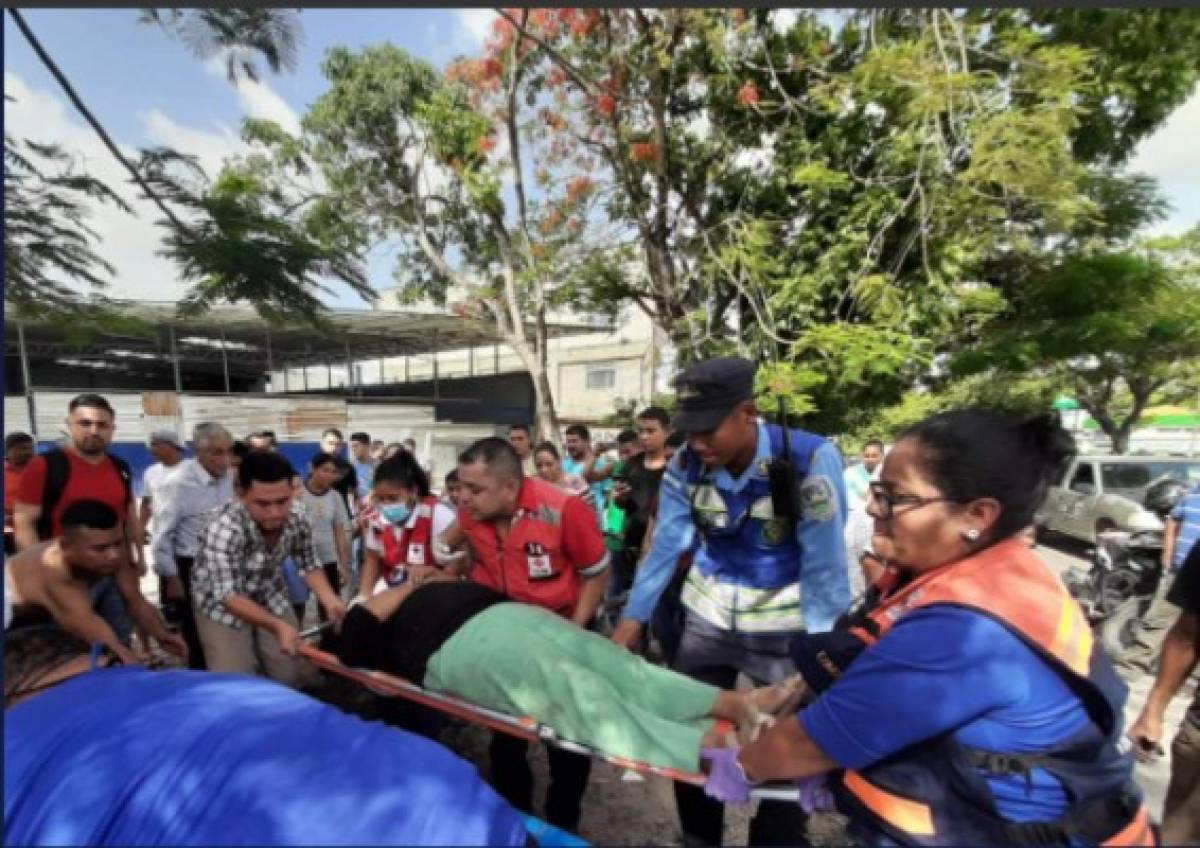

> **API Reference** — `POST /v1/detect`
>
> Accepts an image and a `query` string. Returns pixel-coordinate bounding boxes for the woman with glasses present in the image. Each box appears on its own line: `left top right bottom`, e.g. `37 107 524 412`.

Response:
702 409 1153 847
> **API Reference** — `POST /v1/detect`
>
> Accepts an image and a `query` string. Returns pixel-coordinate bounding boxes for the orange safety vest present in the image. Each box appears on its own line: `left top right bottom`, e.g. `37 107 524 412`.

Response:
809 539 1154 847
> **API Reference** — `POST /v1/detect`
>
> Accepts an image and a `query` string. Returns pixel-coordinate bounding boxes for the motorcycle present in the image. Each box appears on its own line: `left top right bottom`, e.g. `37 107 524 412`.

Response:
1063 528 1163 658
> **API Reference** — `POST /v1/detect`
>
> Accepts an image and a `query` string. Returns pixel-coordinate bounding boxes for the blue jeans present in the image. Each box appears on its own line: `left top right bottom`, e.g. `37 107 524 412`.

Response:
89 576 132 647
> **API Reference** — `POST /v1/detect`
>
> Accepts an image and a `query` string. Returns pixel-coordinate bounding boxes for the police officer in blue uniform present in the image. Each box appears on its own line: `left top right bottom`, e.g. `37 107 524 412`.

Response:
611 356 851 846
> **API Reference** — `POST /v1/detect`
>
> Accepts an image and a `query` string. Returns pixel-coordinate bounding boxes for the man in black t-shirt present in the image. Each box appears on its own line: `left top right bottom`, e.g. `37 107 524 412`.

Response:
614 408 672 558
1127 543 1200 844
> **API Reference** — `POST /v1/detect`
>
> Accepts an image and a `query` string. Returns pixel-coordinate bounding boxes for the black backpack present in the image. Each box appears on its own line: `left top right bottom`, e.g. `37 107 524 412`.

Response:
35 448 133 541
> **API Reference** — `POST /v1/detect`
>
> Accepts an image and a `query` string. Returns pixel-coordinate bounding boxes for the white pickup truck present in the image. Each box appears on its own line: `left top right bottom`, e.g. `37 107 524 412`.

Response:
1035 455 1200 543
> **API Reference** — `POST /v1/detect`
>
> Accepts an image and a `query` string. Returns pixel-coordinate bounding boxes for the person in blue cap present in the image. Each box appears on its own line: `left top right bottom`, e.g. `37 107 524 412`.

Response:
3 626 538 847
611 355 850 846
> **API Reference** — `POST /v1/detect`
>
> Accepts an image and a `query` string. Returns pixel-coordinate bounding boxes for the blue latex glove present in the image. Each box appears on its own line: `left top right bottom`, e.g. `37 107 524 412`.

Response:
795 775 835 814
701 747 756 805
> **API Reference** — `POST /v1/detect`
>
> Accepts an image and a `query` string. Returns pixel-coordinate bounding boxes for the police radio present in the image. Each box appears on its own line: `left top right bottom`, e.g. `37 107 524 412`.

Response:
768 397 801 527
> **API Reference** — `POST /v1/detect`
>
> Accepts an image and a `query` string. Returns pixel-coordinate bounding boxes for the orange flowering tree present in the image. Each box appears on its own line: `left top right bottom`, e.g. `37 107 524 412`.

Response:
244 27 620 439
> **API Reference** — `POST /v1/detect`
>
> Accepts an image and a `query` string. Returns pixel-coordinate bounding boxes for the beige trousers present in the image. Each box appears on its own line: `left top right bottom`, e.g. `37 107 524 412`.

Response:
194 608 317 689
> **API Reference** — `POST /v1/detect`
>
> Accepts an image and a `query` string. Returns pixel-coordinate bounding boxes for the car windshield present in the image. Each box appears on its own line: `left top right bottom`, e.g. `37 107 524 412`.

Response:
1100 461 1200 500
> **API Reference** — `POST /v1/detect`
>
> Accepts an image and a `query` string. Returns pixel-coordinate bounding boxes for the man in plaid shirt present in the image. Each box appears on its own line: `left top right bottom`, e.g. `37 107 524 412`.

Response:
191 451 346 686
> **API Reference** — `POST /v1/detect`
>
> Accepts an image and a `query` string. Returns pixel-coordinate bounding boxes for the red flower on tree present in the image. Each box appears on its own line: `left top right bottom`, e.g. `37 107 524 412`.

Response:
478 136 497 154
565 176 592 202
630 141 658 163
595 94 616 118
737 81 760 106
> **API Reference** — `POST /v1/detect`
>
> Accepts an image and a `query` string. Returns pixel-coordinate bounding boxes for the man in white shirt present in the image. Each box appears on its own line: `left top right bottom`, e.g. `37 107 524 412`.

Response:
152 422 236 669
140 430 185 564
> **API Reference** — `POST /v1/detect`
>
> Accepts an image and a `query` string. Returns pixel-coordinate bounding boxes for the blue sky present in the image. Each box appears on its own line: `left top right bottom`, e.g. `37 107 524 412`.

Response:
5 8 1198 309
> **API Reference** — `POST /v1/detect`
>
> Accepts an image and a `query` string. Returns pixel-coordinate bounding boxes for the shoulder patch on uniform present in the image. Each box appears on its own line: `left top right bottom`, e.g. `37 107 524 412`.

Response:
800 476 836 523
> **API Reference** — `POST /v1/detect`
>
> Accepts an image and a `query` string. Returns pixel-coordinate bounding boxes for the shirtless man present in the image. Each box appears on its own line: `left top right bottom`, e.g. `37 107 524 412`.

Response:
5 499 186 665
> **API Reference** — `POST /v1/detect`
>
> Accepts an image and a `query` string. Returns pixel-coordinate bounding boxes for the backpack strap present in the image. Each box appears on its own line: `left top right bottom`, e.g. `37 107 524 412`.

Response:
37 449 71 541
108 453 133 507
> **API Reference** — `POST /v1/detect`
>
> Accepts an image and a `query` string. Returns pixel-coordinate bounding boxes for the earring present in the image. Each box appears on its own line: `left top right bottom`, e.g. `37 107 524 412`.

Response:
962 528 980 542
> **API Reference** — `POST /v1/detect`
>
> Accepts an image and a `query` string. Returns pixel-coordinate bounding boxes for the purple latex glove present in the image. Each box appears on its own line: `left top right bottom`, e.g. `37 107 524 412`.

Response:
796 775 835 814
701 747 756 805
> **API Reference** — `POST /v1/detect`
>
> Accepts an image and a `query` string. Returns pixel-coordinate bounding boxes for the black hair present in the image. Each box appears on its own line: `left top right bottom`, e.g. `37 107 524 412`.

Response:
68 393 114 417
617 428 639 445
564 424 590 441
666 431 687 449
350 432 370 445
5 432 34 451
533 440 560 460
444 469 459 485
374 451 431 497
459 437 523 482
863 439 885 451
237 450 297 491
508 423 532 436
900 409 1076 544
322 428 344 440
232 440 249 459
636 406 671 428
309 451 340 472
4 627 91 706
403 437 417 448
60 499 120 533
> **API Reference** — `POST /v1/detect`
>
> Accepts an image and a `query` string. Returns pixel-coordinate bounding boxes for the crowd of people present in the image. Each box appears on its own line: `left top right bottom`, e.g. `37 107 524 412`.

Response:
4 355 1198 846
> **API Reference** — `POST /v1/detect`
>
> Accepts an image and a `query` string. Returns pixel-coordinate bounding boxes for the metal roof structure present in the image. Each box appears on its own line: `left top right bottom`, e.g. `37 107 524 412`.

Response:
5 300 609 389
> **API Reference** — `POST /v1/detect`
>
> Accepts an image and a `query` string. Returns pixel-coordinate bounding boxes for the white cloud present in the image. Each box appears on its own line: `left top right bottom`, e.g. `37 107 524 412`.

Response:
202 56 301 136
141 109 243 177
454 10 496 51
5 71 245 302
1128 85 1200 236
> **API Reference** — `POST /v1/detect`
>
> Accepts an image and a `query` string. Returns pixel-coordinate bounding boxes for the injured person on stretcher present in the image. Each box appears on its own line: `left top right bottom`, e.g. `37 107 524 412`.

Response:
325 569 802 773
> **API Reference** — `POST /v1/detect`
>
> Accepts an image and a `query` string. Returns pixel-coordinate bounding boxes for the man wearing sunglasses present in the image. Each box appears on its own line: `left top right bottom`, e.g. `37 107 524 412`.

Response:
611 356 850 847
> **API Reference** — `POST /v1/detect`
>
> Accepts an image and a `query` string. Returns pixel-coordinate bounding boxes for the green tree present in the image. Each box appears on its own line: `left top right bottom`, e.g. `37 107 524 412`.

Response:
500 8 1200 433
3 132 129 317
245 34 620 437
955 250 1200 453
139 8 301 83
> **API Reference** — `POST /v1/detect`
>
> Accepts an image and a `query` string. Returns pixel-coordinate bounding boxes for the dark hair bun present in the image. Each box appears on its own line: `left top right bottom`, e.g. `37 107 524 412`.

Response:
1019 412 1076 480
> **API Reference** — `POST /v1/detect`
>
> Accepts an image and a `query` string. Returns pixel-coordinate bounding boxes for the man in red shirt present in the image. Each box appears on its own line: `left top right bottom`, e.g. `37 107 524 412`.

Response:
14 394 146 646
4 432 35 554
454 437 609 832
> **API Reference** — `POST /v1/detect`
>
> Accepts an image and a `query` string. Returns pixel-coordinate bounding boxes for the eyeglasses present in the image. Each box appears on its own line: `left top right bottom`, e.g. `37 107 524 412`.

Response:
868 481 961 520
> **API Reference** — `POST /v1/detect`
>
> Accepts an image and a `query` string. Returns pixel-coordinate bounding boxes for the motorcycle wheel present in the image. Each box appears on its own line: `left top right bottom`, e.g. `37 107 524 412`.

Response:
1096 568 1139 617
1097 597 1143 659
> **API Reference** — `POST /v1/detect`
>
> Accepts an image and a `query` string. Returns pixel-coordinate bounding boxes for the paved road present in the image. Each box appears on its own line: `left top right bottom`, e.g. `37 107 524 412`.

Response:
1035 533 1192 823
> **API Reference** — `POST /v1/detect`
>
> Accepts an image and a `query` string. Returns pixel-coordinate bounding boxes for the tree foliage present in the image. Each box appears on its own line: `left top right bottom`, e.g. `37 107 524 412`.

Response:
140 8 302 83
3 132 130 317
955 247 1200 452
139 149 370 324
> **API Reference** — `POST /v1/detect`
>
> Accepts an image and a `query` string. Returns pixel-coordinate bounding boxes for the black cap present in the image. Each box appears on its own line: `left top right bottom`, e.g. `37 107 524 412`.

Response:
671 356 757 433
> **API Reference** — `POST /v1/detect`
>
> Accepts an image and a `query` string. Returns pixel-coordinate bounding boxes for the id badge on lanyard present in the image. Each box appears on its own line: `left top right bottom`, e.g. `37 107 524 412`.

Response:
524 541 554 580
407 543 426 565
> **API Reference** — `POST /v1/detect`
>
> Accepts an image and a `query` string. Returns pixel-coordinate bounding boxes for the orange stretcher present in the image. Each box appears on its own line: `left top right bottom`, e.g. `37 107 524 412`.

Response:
298 627 800 802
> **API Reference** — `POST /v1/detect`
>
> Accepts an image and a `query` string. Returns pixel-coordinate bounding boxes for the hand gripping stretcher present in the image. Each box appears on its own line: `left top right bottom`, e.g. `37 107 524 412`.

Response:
299 625 800 803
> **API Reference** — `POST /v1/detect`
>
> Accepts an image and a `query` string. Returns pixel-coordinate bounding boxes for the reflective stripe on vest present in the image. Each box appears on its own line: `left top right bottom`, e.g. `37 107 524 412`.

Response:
680 569 802 633
842 771 934 838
